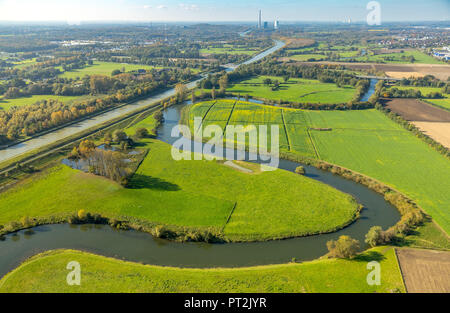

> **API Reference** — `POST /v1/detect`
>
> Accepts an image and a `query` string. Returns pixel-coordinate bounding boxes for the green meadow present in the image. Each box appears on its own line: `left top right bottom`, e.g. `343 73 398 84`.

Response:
0 136 358 241
0 94 88 111
226 76 356 104
188 101 450 233
188 100 316 156
0 247 405 293
59 61 158 79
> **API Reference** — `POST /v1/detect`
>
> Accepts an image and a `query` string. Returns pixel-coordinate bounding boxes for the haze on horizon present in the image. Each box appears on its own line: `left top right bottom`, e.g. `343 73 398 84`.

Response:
0 0 448 23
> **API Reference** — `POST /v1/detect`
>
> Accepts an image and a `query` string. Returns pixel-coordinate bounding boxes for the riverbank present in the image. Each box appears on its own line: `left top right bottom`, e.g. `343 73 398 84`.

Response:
0 247 405 293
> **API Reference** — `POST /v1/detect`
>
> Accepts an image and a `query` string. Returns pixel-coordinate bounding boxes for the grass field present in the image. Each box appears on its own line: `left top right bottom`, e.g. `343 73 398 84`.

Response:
59 61 158 79
289 54 327 61
188 101 450 233
0 94 90 111
226 76 356 104
0 247 405 293
188 100 316 156
0 136 359 241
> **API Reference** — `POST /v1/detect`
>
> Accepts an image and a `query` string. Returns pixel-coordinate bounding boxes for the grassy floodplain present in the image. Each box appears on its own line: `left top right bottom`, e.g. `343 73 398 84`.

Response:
188 101 450 233
0 247 405 293
0 137 359 241
226 76 356 104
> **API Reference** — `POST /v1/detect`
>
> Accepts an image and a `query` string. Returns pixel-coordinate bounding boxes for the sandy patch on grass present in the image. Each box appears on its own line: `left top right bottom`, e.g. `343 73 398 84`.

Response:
412 122 450 149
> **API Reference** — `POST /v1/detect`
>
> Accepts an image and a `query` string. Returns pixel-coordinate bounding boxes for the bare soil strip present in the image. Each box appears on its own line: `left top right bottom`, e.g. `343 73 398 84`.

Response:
396 248 450 293
383 98 450 122
412 122 450 149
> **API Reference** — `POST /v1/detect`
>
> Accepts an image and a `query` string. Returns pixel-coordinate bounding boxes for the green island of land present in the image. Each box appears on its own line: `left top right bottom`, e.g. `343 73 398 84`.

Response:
0 248 405 293
0 136 359 242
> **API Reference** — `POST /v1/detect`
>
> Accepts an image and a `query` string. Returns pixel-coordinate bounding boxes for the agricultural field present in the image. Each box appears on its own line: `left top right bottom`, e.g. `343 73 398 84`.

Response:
188 101 450 233
0 94 90 111
188 100 316 156
59 61 158 79
226 76 356 104
0 137 359 242
354 50 444 64
289 54 327 61
0 247 405 293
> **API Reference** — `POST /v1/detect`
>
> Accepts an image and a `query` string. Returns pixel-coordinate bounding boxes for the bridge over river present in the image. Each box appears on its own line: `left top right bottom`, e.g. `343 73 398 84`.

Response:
356 75 402 81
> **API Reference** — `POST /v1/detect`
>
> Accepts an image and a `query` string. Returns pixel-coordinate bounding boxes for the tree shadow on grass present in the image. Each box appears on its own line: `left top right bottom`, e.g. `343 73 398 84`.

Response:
353 251 386 262
126 174 180 191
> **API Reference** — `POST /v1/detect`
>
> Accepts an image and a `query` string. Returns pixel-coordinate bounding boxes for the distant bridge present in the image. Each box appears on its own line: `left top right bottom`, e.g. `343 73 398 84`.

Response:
356 75 402 81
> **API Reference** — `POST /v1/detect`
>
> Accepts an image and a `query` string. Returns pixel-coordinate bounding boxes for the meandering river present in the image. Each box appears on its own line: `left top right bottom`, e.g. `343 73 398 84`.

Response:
0 39 397 277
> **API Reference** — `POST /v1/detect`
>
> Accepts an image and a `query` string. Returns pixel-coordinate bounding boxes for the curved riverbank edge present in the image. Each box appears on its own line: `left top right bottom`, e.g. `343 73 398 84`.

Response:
0 248 406 293
0 157 363 243
0 135 421 244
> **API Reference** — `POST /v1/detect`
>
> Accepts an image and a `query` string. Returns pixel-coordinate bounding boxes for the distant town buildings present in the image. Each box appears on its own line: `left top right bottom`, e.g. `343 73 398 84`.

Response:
274 19 279 30
433 47 450 61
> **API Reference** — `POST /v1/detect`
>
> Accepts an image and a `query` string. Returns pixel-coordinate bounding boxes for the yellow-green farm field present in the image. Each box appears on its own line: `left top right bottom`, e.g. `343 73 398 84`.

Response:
188 101 450 233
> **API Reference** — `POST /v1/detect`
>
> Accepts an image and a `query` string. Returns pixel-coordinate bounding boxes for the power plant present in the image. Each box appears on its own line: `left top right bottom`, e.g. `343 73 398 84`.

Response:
257 10 279 30
258 10 262 29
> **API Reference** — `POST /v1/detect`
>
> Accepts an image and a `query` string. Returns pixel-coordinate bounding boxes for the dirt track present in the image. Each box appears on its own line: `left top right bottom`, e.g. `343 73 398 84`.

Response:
383 98 450 122
396 248 450 293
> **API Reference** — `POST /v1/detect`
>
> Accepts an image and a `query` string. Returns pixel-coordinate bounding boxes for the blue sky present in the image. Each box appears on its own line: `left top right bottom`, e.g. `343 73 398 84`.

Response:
0 0 448 22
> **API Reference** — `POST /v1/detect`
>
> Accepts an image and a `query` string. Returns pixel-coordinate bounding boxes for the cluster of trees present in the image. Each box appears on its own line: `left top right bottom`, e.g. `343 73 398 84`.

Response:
326 235 360 259
398 75 447 88
0 69 196 143
198 73 229 91
70 138 129 184
383 87 444 99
